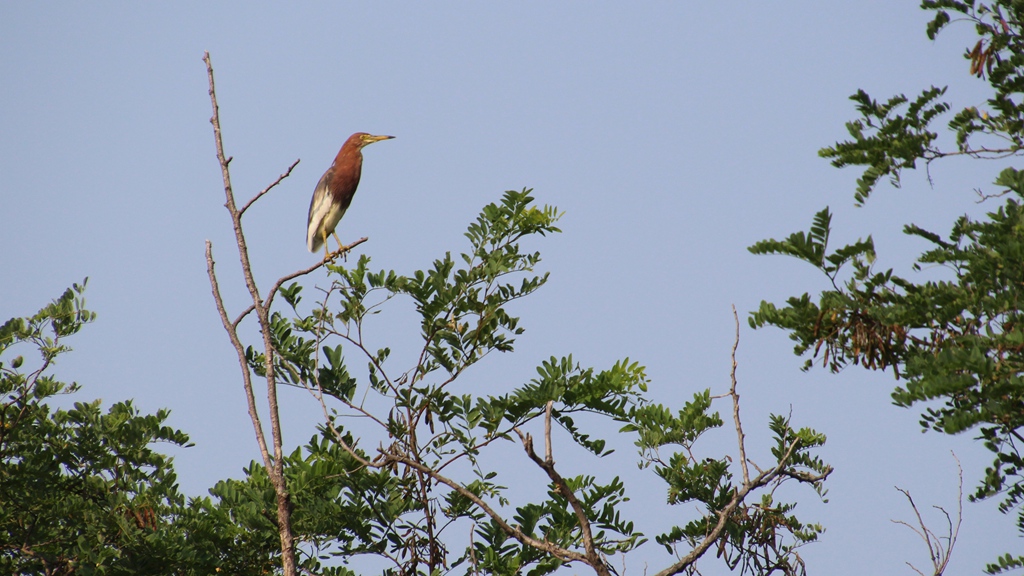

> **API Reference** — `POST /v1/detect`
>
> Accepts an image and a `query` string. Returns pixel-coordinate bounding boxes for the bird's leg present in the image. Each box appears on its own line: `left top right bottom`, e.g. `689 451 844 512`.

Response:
331 231 349 261
322 229 332 262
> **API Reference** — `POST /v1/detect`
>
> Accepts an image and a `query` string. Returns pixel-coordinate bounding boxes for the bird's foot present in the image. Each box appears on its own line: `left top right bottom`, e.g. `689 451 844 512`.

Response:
327 246 351 262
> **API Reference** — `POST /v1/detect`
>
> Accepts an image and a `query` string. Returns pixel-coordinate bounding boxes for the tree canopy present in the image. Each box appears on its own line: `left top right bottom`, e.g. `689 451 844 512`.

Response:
750 2 1024 572
9 2 1024 574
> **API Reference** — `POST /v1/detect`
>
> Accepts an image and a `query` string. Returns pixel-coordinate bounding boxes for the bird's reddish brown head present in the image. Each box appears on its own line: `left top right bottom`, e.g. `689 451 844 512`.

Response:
345 132 395 149
326 133 394 206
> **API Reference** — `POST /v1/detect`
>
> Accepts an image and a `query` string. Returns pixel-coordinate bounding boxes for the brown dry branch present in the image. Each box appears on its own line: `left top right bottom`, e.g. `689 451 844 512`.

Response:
239 159 301 216
974 186 1013 203
205 241 273 471
204 50 358 576
730 305 750 485
892 453 963 576
231 237 367 329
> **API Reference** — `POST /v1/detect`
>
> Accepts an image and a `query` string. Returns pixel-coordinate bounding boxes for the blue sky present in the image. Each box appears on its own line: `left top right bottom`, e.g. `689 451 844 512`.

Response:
1 3 1016 573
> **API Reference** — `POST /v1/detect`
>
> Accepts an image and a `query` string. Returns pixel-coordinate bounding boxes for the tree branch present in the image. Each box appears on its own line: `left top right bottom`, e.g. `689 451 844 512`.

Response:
544 400 553 463
652 433 829 576
730 305 750 485
230 237 368 328
239 159 301 217
205 241 273 471
202 50 297 576
892 452 963 576
514 409 612 576
384 450 592 567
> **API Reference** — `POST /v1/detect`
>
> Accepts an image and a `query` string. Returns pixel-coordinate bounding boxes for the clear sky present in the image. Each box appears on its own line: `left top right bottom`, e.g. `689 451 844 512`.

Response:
1 3 1015 573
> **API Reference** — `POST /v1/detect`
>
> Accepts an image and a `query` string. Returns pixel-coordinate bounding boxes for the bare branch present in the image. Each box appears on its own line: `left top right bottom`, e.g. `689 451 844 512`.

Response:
202 51 297 576
974 186 1012 203
544 400 553 463
894 487 934 565
205 241 273 471
267 237 367 310
948 453 964 570
239 158 301 216
891 452 963 576
729 305 750 485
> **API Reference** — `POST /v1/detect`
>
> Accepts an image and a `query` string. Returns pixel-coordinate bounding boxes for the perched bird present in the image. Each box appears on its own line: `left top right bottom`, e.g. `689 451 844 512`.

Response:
307 132 394 260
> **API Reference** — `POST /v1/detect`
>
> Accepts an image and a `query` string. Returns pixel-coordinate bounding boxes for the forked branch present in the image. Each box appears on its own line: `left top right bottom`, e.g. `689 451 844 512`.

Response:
231 237 367 328
893 453 963 576
202 50 298 576
514 400 611 576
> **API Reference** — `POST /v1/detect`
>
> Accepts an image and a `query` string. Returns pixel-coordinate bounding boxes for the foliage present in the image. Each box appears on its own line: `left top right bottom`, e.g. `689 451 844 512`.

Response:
216 189 832 575
0 283 276 575
2 187 831 575
750 2 1024 571
0 283 164 573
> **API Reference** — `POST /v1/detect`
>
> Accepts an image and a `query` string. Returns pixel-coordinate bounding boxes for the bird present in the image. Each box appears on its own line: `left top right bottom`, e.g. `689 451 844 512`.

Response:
306 132 394 260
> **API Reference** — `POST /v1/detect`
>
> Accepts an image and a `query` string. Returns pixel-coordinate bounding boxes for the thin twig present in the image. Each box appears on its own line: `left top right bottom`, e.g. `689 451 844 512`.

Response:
730 306 750 485
544 400 553 463
893 488 935 566
974 187 1012 203
205 241 274 471
239 158 301 216
891 452 963 576
948 452 963 570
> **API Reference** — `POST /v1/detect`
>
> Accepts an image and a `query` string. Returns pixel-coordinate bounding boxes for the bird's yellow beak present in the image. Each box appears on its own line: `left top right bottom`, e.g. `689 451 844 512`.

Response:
362 134 394 146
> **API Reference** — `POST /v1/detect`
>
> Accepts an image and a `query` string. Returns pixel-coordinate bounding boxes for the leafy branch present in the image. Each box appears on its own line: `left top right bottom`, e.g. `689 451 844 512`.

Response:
751 3 1024 571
